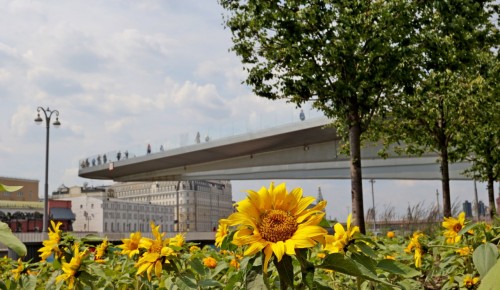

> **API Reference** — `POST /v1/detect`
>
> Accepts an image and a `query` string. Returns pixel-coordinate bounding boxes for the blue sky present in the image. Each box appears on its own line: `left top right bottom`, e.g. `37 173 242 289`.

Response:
0 0 495 222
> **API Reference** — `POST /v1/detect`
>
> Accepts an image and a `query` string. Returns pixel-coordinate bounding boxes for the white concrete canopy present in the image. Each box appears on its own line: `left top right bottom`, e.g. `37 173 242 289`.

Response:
78 117 472 182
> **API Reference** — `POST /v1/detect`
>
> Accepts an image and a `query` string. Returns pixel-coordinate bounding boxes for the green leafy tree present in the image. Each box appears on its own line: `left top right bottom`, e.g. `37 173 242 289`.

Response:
383 0 499 218
459 56 500 219
219 0 416 233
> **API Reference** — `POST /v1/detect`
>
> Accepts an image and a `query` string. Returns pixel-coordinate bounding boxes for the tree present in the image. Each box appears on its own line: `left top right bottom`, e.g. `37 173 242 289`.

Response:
383 0 499 218
459 55 500 219
219 0 416 233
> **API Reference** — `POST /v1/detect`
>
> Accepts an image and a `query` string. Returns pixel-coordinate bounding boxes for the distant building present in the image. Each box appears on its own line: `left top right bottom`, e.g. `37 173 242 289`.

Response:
478 201 486 217
0 176 39 202
463 200 472 218
52 180 234 233
52 185 174 233
0 176 74 232
111 180 233 232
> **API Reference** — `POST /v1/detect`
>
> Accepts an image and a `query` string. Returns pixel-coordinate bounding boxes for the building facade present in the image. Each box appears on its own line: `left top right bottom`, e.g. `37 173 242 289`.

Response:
0 176 39 202
110 180 234 232
53 185 175 233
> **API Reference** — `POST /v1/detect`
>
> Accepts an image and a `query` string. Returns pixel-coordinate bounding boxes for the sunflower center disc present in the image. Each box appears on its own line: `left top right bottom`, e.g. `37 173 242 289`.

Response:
453 224 462 232
259 209 298 243
151 241 163 253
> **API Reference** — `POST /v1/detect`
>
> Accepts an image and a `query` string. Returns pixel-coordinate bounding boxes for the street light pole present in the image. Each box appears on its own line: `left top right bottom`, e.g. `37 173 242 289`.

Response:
35 107 61 233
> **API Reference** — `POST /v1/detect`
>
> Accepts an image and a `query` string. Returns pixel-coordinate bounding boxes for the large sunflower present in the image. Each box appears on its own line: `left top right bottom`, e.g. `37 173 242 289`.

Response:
38 220 63 261
442 212 466 244
225 182 327 271
135 221 176 281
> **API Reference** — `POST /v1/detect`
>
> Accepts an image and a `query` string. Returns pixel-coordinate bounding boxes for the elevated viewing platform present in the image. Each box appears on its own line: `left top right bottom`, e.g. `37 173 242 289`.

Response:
78 116 472 182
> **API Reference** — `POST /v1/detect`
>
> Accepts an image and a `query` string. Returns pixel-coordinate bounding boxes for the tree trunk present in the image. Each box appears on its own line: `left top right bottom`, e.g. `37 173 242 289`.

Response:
487 169 496 219
440 146 451 218
349 121 366 234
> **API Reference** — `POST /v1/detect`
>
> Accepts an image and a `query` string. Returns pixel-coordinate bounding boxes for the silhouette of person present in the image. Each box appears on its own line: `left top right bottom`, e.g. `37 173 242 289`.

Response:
92 158 96 166
117 151 121 161
160 145 164 151
147 143 151 154
97 155 101 165
103 154 107 163
195 132 201 143
205 134 210 142
124 150 129 159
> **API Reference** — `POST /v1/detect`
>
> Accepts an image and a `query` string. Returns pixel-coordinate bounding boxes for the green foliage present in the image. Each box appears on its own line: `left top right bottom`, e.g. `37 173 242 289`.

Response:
0 222 27 257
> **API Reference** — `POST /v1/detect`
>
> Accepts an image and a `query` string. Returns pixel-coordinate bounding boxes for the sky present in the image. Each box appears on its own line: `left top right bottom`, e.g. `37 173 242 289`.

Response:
0 0 496 223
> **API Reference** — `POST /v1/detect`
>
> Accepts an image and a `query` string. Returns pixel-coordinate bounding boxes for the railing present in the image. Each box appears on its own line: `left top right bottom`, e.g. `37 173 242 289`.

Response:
0 231 216 250
78 108 326 169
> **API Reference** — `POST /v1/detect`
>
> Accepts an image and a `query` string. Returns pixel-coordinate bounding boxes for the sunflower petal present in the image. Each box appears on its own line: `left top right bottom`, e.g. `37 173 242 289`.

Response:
263 245 273 272
271 241 285 262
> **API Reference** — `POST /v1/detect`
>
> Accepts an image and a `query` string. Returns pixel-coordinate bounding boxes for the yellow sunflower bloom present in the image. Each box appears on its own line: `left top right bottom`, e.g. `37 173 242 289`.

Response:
11 259 24 281
405 232 425 268
94 239 108 263
189 245 201 253
442 212 466 244
38 220 63 261
225 182 327 272
203 257 217 268
118 231 142 258
215 222 229 248
386 231 395 239
463 275 480 289
323 214 360 253
170 233 185 247
456 246 472 256
135 222 176 281
230 258 240 269
55 243 86 290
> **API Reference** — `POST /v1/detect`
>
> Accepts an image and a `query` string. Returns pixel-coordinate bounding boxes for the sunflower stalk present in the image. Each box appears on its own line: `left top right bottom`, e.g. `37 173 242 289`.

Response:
273 255 295 290
295 248 315 289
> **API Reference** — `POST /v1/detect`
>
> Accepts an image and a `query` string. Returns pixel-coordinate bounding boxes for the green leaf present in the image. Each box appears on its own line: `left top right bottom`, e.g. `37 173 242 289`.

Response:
246 269 269 290
355 242 378 258
199 279 224 287
318 253 361 277
351 252 377 277
0 184 23 192
478 258 500 290
458 222 477 236
0 222 26 256
223 271 242 290
377 259 421 278
273 254 295 289
189 258 206 276
473 243 499 278
177 273 197 288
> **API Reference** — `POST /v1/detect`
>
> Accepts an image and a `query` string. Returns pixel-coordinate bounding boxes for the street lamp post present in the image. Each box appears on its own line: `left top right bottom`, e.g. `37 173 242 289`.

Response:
34 107 61 233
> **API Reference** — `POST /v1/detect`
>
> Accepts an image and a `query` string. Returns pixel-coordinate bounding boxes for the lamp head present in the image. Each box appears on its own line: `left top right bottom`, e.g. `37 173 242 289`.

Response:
34 113 43 124
53 117 61 127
